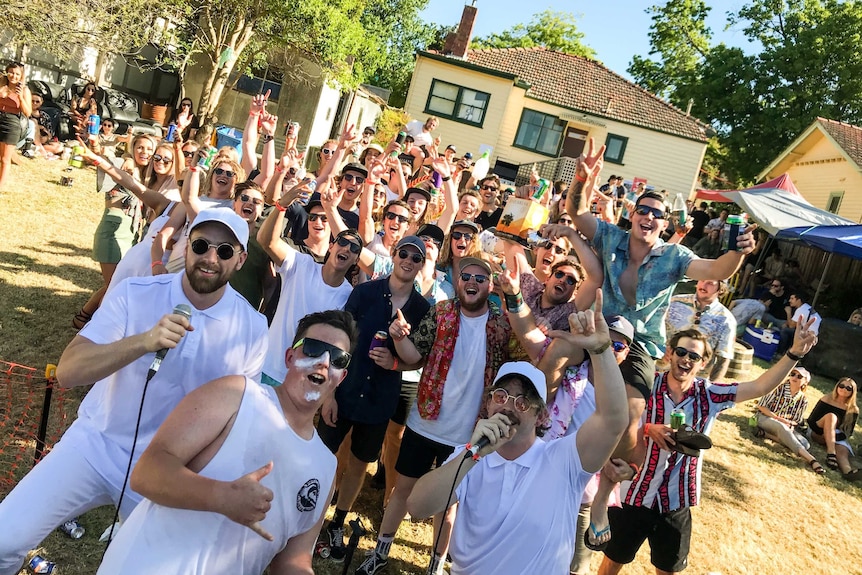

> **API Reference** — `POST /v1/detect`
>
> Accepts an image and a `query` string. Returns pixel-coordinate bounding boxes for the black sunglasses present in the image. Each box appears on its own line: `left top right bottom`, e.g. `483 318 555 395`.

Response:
451 231 474 241
673 347 703 362
385 212 410 224
397 249 424 264
308 213 328 223
460 272 488 284
837 383 855 391
634 205 666 219
292 337 351 369
420 235 442 248
214 167 236 178
239 193 263 206
152 154 173 164
320 148 335 155
342 173 365 185
539 241 567 255
480 185 498 191
182 150 195 158
336 236 361 253
553 270 579 286
190 238 238 260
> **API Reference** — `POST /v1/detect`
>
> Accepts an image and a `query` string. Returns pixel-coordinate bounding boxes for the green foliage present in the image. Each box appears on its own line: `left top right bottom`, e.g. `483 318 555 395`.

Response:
630 0 862 187
374 107 411 146
471 10 596 59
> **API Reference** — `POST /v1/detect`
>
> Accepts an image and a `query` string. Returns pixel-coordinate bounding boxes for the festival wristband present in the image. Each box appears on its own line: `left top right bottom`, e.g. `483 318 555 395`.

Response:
392 357 399 370
588 341 612 355
151 261 163 269
785 350 805 361
575 174 586 182
275 202 287 212
504 292 525 312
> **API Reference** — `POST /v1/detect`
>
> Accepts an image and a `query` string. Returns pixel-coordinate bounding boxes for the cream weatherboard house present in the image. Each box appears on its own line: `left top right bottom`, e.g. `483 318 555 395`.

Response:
402 7 711 193
758 117 862 222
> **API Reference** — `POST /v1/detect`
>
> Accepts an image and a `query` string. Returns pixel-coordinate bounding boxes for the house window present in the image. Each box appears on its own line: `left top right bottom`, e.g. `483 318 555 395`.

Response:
827 191 844 214
233 65 282 102
604 134 628 164
514 109 566 156
424 79 489 127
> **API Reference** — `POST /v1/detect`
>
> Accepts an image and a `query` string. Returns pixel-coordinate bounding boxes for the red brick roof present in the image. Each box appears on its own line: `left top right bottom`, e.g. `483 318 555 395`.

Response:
461 47 710 142
817 117 862 167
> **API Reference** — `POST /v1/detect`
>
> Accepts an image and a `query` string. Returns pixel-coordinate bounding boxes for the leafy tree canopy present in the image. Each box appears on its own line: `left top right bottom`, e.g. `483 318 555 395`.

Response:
471 10 596 59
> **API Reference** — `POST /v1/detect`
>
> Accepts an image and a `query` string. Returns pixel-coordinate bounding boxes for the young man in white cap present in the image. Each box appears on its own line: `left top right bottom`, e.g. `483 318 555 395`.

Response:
0 208 268 575
407 291 629 575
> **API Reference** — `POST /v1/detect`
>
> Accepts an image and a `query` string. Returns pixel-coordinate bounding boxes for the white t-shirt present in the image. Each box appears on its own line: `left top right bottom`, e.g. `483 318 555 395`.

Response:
98 379 335 574
262 247 353 383
406 311 488 446
406 120 434 148
449 433 592 575
792 303 822 334
67 273 267 497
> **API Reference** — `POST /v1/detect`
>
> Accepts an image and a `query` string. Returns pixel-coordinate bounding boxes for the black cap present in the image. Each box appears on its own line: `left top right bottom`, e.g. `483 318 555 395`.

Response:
452 219 480 233
405 186 432 202
417 223 445 245
303 198 323 214
341 163 368 178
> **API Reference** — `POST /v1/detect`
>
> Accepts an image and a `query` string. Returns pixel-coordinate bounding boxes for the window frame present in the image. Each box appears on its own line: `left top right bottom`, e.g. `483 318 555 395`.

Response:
423 79 490 128
604 133 628 165
512 109 567 157
826 191 844 214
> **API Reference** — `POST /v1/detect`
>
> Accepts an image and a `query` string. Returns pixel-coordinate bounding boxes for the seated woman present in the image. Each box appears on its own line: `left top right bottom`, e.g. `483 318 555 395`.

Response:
807 377 860 481
70 82 98 136
170 97 199 141
755 368 824 474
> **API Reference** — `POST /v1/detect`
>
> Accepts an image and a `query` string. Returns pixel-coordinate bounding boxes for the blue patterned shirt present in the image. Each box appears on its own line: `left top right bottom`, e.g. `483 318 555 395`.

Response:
592 220 698 357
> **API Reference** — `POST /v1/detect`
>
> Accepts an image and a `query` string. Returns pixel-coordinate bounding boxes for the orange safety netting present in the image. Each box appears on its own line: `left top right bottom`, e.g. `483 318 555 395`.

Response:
0 361 72 497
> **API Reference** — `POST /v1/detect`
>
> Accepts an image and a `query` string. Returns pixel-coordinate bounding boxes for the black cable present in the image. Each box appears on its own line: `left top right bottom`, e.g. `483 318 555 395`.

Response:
101 370 155 558
430 453 472 572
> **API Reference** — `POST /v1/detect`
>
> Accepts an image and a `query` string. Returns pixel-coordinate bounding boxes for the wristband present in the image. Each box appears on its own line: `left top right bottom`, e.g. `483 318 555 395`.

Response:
274 165 284 173
261 134 274 143
392 358 399 370
189 166 199 173
151 261 163 269
785 350 805 361
575 174 586 182
465 443 481 461
504 292 525 312
366 179 380 186
643 423 650 438
588 341 612 355
441 176 451 182
275 202 287 212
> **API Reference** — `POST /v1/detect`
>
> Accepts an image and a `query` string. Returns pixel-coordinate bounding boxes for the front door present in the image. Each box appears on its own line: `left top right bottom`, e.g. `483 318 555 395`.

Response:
561 126 589 158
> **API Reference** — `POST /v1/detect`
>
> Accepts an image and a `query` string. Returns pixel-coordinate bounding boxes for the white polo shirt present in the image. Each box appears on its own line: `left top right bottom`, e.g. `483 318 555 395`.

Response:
448 432 592 574
262 247 353 384
68 272 267 495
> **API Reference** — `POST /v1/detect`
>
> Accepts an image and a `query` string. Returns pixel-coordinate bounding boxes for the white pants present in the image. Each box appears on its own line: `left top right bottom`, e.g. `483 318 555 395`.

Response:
0 439 138 575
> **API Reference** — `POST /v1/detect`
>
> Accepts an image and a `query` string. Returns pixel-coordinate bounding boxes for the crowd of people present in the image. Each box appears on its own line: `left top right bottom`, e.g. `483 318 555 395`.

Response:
0 79 858 575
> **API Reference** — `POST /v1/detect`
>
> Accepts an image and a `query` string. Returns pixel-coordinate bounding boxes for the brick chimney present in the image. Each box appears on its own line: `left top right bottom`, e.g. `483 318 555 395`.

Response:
443 2 478 60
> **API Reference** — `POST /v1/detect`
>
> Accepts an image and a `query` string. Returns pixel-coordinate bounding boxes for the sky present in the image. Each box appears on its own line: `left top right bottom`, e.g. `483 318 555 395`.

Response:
419 0 759 80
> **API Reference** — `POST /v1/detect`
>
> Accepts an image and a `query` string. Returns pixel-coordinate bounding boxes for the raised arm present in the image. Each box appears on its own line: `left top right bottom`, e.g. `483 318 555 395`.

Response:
685 224 756 280
735 318 817 403
569 291 629 472
315 124 356 188
253 111 278 188
498 258 547 361
542 223 603 311
150 203 188 274
242 90 270 175
131 376 276 542
432 157 458 232
358 158 388 244
320 182 376 273
180 165 206 220
80 139 170 214
566 139 605 241
257 180 310 268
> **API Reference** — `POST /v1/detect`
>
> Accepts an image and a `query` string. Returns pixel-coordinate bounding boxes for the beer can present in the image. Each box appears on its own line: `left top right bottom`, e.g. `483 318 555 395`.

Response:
670 410 685 430
60 517 85 539
28 555 56 574
369 331 388 352
87 114 100 136
166 122 177 143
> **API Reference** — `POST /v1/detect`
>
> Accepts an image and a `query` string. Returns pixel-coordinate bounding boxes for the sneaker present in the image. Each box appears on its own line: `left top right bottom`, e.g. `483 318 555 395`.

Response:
355 552 388 575
325 523 347 562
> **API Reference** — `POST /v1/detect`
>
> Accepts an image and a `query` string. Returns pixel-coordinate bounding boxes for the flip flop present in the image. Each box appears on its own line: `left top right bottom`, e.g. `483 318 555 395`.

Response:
583 522 610 552
808 460 826 475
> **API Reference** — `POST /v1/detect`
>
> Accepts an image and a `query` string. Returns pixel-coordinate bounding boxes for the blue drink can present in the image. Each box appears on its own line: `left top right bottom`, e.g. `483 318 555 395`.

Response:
166 122 177 143
87 114 100 136
28 555 56 574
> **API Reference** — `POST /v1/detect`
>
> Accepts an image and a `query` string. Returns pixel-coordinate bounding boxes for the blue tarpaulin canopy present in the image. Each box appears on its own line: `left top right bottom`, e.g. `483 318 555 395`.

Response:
775 225 862 261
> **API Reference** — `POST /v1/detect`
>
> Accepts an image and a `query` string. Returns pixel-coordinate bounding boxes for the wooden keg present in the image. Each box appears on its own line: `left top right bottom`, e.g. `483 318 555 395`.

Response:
726 340 753 381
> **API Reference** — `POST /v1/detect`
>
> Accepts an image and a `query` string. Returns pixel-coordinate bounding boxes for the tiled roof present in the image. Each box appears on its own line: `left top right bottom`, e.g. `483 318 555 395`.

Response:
817 117 862 168
460 47 710 142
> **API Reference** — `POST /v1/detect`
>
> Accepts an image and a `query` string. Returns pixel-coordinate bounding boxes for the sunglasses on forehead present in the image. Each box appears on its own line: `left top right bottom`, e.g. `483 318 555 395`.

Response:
292 337 351 369
190 238 239 260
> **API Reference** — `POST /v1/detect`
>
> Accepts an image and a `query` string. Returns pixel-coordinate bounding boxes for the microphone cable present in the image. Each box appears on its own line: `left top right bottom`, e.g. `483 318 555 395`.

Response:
429 450 475 572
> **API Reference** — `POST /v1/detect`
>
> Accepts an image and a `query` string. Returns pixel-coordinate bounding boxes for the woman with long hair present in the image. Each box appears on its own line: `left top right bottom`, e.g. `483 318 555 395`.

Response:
70 82 98 136
0 62 32 191
808 377 860 480
72 134 159 329
169 97 198 141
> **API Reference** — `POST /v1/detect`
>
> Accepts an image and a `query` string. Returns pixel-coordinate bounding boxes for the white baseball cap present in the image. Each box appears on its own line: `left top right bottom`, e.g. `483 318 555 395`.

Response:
189 207 249 251
493 361 547 403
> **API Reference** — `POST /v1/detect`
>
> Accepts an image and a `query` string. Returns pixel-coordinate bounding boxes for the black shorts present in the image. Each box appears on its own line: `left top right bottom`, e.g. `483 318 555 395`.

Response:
395 426 455 479
316 417 389 463
620 340 656 400
391 381 418 426
605 503 692 573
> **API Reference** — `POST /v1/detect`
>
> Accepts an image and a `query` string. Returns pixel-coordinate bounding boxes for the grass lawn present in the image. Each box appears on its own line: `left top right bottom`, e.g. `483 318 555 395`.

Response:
0 157 860 574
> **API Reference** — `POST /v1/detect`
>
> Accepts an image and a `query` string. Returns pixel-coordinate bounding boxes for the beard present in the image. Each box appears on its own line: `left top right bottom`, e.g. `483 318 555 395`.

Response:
186 262 232 294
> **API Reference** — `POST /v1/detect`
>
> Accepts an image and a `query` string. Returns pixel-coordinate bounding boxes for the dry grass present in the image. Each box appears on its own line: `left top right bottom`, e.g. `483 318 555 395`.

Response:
1 157 861 574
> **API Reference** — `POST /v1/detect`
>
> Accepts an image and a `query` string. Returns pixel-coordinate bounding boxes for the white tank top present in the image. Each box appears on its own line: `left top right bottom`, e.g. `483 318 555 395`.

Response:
97 378 336 574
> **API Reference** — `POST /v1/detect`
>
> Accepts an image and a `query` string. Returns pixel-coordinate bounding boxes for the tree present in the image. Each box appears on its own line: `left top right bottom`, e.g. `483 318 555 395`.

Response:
471 10 596 59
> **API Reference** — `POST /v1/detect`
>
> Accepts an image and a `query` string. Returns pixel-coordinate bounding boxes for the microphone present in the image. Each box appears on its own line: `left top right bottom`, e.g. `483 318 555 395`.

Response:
465 436 491 459
147 304 192 380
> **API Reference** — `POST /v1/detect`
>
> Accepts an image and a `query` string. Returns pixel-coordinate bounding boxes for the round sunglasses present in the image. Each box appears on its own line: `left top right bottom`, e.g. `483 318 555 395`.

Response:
397 249 424 264
190 238 238 260
489 388 530 412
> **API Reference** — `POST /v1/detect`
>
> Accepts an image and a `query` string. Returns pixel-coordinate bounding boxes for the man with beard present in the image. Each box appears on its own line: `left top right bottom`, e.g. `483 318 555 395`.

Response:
598 322 817 575
473 175 503 230
355 258 538 575
258 194 362 387
0 209 267 575
567 140 755 551
316 237 431 561
97 310 358 574
407 295 629 575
